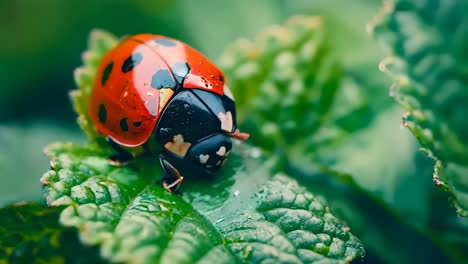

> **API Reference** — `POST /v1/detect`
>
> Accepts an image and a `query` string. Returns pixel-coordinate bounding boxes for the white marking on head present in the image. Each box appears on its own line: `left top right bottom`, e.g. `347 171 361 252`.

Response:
199 154 209 164
218 111 233 132
216 146 226 156
174 134 183 143
223 84 234 101
164 134 191 157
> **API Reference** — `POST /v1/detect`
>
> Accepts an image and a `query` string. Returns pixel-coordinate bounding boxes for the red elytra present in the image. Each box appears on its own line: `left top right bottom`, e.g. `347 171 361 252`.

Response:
89 34 226 147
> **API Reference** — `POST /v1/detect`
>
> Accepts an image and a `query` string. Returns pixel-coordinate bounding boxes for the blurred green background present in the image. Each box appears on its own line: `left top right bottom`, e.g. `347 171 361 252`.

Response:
0 0 386 206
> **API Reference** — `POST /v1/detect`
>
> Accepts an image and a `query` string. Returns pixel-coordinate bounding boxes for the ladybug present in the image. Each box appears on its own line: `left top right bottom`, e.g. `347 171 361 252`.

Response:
89 34 249 192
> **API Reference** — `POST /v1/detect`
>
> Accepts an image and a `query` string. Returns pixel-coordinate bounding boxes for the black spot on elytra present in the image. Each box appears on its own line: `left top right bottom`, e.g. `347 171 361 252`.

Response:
101 62 114 85
120 118 129 131
122 52 143 73
151 69 176 90
170 62 190 83
218 75 224 82
98 104 107 123
200 76 212 88
133 121 142 127
154 38 176 46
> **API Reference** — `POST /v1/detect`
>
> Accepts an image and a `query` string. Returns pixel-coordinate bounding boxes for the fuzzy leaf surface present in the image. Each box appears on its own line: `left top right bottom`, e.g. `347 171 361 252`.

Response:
370 0 468 215
41 143 364 263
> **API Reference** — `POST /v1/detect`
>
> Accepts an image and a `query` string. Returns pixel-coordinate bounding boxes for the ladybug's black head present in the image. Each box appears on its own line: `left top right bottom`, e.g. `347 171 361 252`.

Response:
154 88 244 174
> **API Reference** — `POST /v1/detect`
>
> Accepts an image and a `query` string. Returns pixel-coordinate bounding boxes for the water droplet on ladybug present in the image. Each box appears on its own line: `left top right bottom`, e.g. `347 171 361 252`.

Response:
160 127 172 137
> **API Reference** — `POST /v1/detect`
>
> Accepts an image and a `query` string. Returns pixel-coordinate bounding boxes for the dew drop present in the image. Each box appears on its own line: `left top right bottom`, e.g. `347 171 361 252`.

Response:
249 148 261 158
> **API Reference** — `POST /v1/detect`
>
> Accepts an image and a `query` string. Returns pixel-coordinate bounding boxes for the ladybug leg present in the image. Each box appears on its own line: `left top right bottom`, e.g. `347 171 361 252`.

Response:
159 155 184 192
142 143 153 154
107 138 134 165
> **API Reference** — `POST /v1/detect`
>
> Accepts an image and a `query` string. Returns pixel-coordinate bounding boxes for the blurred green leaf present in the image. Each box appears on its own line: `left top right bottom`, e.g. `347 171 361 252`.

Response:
0 202 103 263
370 0 468 216
287 0 384 64
219 16 395 172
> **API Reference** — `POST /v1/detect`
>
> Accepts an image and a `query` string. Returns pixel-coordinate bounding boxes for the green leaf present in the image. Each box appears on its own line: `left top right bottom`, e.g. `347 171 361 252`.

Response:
0 202 103 263
220 16 343 151
41 142 364 263
219 16 377 163
370 0 468 215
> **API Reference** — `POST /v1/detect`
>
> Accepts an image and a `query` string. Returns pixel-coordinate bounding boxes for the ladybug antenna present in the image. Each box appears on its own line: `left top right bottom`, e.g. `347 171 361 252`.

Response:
230 129 250 141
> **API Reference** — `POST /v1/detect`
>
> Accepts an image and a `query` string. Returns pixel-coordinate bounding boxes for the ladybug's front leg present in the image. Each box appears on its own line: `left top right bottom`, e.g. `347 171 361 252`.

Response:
107 138 134 165
159 155 184 192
